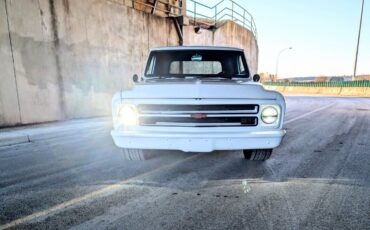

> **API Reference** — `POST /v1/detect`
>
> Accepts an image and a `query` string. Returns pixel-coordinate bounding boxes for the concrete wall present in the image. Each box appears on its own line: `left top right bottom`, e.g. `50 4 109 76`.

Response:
0 0 258 127
4 0 65 126
0 0 21 125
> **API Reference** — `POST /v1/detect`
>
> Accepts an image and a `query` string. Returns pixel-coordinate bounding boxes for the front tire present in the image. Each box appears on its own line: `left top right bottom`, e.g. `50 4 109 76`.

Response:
122 148 146 160
243 149 272 161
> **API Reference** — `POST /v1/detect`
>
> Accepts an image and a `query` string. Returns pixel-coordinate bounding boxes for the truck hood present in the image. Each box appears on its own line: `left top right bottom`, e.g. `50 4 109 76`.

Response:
119 78 280 100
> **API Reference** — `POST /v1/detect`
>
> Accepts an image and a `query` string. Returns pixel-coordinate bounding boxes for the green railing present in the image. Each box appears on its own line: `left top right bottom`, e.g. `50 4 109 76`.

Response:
263 80 370 87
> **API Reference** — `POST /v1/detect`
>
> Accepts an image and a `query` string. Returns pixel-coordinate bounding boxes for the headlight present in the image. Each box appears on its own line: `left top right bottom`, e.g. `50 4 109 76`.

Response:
117 104 138 126
261 106 279 124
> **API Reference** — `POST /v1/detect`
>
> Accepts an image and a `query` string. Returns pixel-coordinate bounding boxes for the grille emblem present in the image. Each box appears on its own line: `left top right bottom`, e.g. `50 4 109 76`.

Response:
191 113 207 119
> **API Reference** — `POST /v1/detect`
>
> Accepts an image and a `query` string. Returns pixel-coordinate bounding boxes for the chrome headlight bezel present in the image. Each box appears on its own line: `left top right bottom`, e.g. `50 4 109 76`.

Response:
260 105 281 125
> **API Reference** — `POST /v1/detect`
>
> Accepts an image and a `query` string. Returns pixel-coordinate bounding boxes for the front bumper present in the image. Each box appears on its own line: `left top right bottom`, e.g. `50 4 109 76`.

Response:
111 128 286 152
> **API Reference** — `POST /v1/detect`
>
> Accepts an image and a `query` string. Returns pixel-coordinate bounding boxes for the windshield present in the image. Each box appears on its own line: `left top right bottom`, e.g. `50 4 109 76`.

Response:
145 50 250 78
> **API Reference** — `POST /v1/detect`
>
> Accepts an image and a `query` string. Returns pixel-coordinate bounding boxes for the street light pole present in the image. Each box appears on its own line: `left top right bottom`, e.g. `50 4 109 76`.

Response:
353 0 365 81
275 47 292 81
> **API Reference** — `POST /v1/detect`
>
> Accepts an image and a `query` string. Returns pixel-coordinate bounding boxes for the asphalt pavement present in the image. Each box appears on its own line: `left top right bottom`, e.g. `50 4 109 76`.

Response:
0 96 369 230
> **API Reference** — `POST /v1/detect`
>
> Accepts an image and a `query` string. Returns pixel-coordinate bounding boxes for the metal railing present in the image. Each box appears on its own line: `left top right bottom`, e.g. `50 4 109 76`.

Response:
186 0 257 39
263 80 370 88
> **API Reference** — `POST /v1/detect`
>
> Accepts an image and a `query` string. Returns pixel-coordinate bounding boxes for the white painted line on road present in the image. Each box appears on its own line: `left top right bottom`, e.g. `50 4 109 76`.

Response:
0 154 201 230
285 103 335 125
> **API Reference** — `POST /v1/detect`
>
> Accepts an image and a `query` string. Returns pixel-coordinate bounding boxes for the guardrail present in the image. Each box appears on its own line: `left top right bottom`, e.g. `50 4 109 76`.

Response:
263 81 370 87
186 0 257 39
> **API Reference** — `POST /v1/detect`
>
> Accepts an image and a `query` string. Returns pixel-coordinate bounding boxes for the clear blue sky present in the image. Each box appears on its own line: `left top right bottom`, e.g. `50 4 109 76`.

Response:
188 0 370 78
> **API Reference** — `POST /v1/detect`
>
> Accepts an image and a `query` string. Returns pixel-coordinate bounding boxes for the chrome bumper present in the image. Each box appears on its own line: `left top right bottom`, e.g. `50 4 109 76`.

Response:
111 128 286 152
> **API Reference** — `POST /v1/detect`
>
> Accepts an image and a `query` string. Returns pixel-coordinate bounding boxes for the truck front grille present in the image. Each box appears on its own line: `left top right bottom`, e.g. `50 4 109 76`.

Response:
137 104 259 127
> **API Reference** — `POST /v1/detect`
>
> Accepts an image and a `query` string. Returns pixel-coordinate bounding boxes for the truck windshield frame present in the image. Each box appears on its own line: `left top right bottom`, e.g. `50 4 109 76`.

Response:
144 50 250 78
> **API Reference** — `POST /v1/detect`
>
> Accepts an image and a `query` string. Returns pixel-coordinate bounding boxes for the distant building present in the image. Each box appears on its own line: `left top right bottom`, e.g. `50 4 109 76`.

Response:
329 77 345 82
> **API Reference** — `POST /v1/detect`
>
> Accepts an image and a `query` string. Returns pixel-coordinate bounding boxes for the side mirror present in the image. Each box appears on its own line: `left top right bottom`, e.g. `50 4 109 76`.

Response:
194 26 201 34
253 74 260 82
132 74 139 83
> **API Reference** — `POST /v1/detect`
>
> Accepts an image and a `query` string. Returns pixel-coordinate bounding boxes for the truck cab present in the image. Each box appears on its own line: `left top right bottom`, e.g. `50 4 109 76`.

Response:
111 46 286 160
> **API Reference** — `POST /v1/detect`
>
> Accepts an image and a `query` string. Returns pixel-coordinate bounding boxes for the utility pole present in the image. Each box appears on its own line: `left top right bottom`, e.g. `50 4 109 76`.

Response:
353 0 365 81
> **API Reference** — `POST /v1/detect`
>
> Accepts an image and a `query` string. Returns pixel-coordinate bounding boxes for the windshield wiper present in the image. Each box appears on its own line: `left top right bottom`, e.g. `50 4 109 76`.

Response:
183 74 234 79
146 75 179 79
147 75 240 79
214 75 233 79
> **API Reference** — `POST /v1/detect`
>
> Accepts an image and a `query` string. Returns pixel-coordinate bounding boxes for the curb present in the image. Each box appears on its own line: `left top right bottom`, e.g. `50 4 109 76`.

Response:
0 118 111 147
0 132 30 147
0 127 105 148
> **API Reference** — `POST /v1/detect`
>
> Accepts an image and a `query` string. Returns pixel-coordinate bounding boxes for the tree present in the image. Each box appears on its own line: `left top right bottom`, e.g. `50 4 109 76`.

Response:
314 75 327 82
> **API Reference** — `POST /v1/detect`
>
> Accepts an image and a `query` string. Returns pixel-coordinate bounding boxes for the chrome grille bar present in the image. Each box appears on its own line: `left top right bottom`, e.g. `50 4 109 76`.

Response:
137 104 259 127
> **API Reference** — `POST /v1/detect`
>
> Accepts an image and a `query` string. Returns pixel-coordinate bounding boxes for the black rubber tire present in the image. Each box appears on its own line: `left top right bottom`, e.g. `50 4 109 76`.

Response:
122 149 147 160
243 149 272 161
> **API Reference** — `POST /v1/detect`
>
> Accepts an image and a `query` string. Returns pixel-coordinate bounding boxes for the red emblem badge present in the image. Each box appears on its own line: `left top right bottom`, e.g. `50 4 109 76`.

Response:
191 113 207 119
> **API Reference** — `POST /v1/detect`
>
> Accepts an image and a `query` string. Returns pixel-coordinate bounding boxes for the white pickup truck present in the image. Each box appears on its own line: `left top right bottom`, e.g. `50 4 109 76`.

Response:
111 46 286 160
